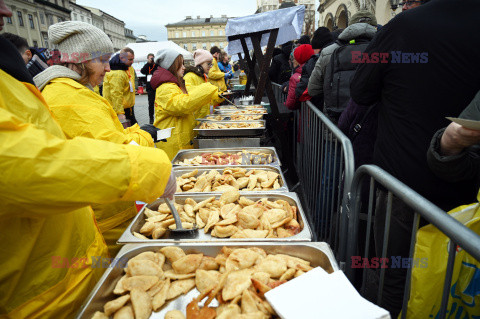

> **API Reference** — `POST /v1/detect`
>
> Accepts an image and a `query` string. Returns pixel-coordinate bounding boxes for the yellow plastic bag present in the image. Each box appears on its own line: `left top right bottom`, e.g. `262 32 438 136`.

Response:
405 196 480 318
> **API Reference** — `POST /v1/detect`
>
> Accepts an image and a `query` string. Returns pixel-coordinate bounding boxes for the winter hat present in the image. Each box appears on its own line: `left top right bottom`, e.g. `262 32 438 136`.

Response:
49 21 113 63
294 44 314 65
311 27 334 50
298 35 311 45
350 10 377 26
155 49 181 70
193 49 213 67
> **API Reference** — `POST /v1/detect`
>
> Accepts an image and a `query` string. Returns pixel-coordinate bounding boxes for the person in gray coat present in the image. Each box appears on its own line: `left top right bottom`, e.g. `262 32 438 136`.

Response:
307 10 377 111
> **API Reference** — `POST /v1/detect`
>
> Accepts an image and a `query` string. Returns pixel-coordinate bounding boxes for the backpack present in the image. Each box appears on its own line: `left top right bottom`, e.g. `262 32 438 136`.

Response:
323 38 371 123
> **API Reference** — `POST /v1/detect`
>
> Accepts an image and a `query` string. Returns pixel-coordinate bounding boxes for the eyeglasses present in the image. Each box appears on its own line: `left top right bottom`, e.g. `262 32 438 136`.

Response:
399 1 422 6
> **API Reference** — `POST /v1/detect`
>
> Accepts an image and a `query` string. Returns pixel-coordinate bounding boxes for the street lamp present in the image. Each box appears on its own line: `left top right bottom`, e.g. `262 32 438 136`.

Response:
390 0 401 10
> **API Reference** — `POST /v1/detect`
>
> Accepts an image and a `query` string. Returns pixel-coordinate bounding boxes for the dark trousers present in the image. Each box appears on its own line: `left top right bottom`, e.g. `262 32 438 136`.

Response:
124 107 137 126
147 89 156 124
373 189 415 318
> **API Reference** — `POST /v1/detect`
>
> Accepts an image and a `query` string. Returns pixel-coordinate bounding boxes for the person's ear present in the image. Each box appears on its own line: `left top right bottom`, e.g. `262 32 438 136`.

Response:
25 49 33 61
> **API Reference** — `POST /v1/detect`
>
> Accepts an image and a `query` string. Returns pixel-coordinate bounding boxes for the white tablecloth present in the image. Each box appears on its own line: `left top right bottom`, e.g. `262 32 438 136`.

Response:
225 5 305 55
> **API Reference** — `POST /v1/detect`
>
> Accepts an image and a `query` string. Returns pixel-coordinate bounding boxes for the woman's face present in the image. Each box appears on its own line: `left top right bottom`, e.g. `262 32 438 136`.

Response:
177 59 186 78
223 55 229 63
201 60 213 74
86 54 111 87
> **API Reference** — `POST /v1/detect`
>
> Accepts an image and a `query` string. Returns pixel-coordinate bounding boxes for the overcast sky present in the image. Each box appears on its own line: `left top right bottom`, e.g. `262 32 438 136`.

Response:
76 0 258 42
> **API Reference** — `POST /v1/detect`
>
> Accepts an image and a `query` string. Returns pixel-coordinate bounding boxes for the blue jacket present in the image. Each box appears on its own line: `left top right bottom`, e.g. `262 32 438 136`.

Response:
218 62 233 79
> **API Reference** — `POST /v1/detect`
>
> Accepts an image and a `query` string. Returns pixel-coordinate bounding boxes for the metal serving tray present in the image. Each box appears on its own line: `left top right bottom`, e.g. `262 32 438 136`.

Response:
75 242 339 319
118 192 312 244
172 147 281 166
174 165 289 193
194 120 265 137
199 114 264 121
214 108 268 114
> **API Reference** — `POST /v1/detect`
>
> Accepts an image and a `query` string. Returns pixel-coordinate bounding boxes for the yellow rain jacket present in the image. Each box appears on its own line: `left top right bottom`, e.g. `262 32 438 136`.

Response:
0 68 171 318
184 70 224 119
41 77 155 256
153 79 219 159
103 68 135 115
208 57 227 91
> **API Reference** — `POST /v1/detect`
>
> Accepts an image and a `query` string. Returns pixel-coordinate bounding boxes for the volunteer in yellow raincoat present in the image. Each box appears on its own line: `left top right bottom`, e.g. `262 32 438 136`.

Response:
208 46 227 91
0 19 174 319
103 47 137 125
184 49 224 119
151 49 220 159
34 22 164 257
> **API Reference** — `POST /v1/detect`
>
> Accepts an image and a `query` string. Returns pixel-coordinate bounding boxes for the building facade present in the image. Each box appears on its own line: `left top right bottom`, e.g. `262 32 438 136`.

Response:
125 28 136 44
166 16 229 52
256 0 316 36
69 0 92 25
2 0 70 48
317 0 401 31
102 12 126 51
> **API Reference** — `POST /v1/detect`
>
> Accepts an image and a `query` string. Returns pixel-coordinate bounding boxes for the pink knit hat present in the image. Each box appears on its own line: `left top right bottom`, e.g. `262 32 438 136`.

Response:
193 49 213 66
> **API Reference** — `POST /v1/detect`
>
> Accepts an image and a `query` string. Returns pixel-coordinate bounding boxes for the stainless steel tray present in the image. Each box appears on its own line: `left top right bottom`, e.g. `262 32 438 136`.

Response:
214 108 268 114
172 147 281 166
199 114 264 121
75 242 339 319
174 165 289 193
118 192 312 243
194 120 265 137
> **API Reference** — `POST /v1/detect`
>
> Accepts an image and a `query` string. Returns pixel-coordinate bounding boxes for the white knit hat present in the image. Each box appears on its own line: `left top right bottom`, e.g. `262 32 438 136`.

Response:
49 21 114 63
155 49 181 70
193 49 213 67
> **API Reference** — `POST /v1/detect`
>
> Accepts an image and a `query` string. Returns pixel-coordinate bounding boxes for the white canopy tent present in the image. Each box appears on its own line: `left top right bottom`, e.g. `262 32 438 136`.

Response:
125 41 194 77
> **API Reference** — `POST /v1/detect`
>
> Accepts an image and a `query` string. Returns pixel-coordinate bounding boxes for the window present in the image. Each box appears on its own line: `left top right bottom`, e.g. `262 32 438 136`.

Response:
211 42 215 48
219 42 224 49
6 16 12 24
80 15 84 22
191 31 195 37
17 11 24 26
183 44 188 50
210 30 214 36
175 32 179 38
40 13 44 24
87 18 91 23
73 13 77 20
28 14 34 29
219 30 223 36
49 15 53 25
57 17 62 23
202 43 207 49
202 31 206 37
33 40 38 47
183 31 187 37
192 43 197 50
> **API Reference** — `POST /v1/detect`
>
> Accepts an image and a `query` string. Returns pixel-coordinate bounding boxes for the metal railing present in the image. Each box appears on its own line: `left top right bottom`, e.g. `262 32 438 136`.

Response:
345 165 480 318
271 82 292 113
295 101 355 262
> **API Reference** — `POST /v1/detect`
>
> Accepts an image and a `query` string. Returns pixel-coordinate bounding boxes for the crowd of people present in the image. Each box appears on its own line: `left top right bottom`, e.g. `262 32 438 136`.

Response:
270 0 480 316
1 0 480 316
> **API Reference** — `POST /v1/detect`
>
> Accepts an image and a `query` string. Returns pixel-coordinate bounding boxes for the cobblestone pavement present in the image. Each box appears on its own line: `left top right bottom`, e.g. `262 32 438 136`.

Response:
133 94 150 126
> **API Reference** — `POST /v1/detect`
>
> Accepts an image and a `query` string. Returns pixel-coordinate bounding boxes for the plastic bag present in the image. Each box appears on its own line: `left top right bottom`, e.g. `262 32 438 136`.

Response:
405 195 480 318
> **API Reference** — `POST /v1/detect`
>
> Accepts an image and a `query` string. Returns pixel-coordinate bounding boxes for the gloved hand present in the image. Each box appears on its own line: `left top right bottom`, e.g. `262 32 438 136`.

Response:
140 124 166 142
160 172 177 200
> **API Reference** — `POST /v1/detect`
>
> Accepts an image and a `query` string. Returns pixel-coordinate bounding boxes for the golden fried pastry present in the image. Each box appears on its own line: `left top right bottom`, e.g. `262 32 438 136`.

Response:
160 247 186 263
152 279 170 311
104 295 130 317
172 254 203 274
165 310 186 319
122 275 159 292
166 278 196 300
112 305 134 319
222 269 254 301
195 269 221 294
126 260 163 278
255 256 287 279
130 289 152 319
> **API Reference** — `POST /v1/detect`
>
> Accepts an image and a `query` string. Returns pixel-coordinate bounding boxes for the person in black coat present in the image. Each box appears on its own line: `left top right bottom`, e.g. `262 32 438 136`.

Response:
268 41 293 85
140 53 158 124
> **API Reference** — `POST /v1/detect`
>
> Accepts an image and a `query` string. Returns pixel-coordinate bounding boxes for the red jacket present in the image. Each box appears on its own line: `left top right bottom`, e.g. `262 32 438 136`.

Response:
285 65 303 110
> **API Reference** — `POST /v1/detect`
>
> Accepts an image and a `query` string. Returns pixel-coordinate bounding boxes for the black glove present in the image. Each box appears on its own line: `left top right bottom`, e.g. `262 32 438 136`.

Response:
140 124 166 142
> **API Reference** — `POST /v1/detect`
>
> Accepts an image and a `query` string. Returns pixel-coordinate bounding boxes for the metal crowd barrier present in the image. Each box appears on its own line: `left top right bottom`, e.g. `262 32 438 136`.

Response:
345 165 480 318
295 101 355 262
